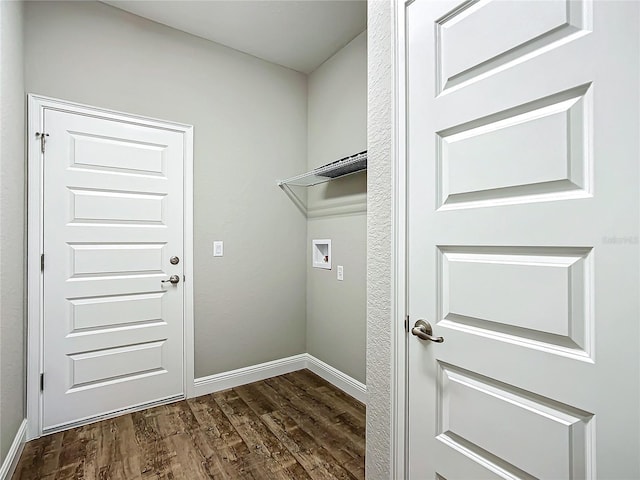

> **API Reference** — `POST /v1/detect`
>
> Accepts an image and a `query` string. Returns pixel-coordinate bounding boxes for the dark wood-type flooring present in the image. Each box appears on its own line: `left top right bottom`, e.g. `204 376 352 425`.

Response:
13 369 365 480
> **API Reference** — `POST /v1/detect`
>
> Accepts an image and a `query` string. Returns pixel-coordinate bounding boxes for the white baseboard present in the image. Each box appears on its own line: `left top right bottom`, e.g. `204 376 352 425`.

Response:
193 354 307 397
0 419 27 480
305 354 367 404
192 353 367 404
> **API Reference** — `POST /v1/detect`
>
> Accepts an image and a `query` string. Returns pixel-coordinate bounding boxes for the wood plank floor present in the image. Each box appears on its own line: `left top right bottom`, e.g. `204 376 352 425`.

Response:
13 369 365 480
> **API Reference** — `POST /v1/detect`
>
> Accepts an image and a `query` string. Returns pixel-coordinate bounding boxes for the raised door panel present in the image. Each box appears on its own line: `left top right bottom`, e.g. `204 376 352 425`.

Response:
438 364 593 479
437 0 591 93
438 86 591 208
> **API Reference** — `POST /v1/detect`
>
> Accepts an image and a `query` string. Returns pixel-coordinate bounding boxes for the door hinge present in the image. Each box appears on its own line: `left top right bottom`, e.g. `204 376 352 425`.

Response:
35 132 49 154
41 254 44 272
40 373 44 392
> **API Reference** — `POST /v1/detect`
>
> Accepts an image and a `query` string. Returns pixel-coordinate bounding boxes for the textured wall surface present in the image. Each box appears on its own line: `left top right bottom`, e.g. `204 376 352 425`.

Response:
24 1 308 379
0 0 26 463
367 0 394 478
306 31 367 384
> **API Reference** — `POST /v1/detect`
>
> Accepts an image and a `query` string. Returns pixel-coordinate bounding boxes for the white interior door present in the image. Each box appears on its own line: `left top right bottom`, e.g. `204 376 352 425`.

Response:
42 107 185 432
406 0 639 478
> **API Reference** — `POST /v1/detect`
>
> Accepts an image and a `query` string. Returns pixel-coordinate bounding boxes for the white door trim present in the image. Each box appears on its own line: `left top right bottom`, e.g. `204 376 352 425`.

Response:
26 94 195 440
392 0 407 478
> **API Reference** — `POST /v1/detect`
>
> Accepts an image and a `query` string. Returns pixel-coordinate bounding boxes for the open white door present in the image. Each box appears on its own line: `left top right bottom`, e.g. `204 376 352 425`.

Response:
406 0 639 478
39 104 187 433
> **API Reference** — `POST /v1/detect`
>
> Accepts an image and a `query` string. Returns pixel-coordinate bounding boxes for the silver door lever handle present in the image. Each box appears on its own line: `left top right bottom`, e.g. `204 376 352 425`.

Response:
161 275 180 285
411 320 444 343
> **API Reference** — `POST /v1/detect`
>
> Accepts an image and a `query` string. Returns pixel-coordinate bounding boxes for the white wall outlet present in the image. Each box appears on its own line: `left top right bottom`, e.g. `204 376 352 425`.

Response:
213 241 223 257
337 265 344 281
312 239 331 269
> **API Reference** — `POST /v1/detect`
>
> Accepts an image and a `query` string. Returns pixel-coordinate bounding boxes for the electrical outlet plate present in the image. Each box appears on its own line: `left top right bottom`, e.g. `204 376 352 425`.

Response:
213 241 223 257
312 239 331 269
337 265 344 280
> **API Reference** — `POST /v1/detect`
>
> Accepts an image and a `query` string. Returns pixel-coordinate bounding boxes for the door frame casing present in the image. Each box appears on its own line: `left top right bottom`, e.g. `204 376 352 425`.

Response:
392 0 407 477
26 94 195 440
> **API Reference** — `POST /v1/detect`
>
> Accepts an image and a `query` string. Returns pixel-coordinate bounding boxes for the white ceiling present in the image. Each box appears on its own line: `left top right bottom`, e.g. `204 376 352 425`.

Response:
103 1 367 74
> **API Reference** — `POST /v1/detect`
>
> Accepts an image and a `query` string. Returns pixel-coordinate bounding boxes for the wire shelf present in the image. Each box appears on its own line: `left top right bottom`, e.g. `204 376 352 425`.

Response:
277 150 367 187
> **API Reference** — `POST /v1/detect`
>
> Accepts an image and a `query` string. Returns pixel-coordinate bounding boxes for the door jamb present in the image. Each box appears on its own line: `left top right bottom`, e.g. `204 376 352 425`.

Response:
26 94 195 440
392 0 408 477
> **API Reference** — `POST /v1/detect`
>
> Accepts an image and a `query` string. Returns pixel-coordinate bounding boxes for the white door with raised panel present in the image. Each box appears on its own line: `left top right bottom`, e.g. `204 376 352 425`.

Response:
42 107 185 432
406 0 639 478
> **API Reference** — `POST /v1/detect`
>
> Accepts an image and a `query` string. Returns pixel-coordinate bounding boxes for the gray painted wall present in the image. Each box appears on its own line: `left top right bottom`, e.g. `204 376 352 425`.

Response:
24 1 308 379
306 32 367 384
367 0 394 478
0 0 26 463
